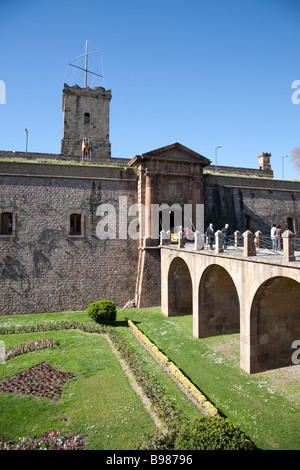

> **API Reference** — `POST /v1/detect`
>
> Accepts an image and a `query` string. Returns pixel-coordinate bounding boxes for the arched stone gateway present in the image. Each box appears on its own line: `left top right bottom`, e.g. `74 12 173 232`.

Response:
250 276 300 373
198 265 239 338
168 257 192 316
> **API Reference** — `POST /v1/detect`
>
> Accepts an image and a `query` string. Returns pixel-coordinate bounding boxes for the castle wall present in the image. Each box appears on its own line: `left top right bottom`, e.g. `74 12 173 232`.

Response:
0 160 300 315
204 174 300 234
0 162 138 315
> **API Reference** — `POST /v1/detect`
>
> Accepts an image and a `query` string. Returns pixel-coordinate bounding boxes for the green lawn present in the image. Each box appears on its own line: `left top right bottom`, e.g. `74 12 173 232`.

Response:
0 310 203 450
119 308 300 450
0 329 156 450
0 307 299 450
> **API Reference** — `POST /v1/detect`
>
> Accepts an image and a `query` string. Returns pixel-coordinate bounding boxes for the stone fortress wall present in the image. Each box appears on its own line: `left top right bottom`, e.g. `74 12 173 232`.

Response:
0 161 138 315
0 83 299 315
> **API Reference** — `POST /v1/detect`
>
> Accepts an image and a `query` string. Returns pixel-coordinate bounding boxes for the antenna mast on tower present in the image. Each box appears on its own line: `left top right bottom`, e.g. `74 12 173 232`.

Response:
69 40 103 87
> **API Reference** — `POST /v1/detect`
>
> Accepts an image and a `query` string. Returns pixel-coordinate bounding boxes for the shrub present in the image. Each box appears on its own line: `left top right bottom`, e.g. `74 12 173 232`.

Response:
87 299 117 325
174 416 248 450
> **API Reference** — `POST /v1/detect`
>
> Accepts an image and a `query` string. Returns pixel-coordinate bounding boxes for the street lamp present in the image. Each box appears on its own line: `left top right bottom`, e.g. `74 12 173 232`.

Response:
282 154 292 179
215 145 222 172
25 128 28 159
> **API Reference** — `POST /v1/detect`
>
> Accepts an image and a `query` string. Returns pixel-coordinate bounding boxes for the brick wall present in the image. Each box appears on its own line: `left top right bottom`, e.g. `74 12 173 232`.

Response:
0 163 138 315
204 174 300 234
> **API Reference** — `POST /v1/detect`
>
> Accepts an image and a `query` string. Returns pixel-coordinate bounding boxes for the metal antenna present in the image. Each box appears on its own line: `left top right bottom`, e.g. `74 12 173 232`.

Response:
69 40 103 87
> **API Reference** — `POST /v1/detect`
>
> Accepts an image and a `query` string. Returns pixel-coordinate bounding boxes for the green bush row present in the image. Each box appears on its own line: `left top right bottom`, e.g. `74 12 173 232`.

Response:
0 320 106 335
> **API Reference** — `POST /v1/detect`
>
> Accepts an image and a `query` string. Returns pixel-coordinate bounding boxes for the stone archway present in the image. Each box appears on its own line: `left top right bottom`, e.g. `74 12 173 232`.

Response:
168 257 192 316
250 276 300 372
198 264 240 338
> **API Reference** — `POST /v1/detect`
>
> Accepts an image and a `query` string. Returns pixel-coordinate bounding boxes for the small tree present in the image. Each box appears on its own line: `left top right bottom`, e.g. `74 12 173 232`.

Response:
87 299 117 325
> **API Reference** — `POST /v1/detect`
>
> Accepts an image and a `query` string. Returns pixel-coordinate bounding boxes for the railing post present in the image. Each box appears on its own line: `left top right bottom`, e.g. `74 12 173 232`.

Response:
160 230 166 245
166 230 171 244
178 230 184 248
234 230 241 247
194 231 204 250
215 230 224 253
282 230 295 262
243 230 256 257
254 230 262 249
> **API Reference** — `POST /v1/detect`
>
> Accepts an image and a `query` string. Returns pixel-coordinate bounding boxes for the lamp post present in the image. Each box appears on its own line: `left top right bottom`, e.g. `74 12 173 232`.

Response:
25 128 28 159
282 154 292 179
215 145 222 172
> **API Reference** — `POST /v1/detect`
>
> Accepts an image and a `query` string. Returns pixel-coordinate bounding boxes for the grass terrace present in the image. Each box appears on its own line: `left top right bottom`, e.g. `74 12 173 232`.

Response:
0 156 124 167
0 307 299 450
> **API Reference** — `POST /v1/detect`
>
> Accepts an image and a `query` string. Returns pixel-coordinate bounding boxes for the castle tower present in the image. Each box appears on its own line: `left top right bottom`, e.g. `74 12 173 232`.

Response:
257 152 272 171
61 83 112 162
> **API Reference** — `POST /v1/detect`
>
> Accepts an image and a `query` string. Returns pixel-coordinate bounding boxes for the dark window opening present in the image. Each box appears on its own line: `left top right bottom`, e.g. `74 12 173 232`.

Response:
70 214 81 235
1 212 13 235
84 113 90 123
245 215 251 231
159 209 183 233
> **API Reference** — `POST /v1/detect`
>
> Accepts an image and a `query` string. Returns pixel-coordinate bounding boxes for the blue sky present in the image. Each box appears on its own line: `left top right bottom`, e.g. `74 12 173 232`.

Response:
0 0 300 180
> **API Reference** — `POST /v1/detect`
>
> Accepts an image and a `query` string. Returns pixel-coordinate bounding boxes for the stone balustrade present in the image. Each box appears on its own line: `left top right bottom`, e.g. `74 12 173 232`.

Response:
159 228 297 261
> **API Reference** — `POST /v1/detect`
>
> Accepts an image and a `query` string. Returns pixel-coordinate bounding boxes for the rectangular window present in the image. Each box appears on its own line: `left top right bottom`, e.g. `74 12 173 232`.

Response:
1 212 13 235
70 213 81 235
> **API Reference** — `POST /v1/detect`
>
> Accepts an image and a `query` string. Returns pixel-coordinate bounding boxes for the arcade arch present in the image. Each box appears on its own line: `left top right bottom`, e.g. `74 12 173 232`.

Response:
250 276 300 372
198 264 240 338
168 257 192 316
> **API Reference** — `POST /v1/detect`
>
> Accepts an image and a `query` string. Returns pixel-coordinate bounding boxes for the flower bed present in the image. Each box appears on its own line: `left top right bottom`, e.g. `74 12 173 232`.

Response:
5 338 59 361
0 362 75 401
0 429 85 450
127 319 218 416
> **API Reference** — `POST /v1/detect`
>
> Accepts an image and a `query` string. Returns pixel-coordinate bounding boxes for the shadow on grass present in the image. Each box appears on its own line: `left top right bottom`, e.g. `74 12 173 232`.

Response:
113 320 128 328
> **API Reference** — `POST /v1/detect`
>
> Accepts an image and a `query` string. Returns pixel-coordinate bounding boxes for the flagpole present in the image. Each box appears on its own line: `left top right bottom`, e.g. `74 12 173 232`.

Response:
68 41 103 88
85 40 88 88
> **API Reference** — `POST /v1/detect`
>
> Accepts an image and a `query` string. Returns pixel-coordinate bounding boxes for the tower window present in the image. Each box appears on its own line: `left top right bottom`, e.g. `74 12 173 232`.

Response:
84 113 90 123
1 212 13 235
70 213 82 235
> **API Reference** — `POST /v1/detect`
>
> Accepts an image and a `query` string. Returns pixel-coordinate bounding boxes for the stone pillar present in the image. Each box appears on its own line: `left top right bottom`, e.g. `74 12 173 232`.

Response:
165 230 171 244
254 230 262 249
215 230 224 253
243 230 256 257
282 230 295 262
145 175 152 239
234 230 241 247
160 230 166 245
178 230 184 248
194 231 204 250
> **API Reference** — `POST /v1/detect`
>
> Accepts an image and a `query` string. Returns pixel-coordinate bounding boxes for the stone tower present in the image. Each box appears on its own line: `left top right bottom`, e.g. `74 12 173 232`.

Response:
61 83 112 162
257 152 271 171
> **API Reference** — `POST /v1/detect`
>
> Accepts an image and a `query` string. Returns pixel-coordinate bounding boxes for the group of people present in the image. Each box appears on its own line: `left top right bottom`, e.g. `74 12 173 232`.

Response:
206 223 230 250
270 223 282 251
205 222 284 251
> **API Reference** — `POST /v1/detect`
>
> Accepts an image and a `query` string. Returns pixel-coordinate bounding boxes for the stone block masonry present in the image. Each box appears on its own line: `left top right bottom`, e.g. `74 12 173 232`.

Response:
0 162 138 315
61 84 112 162
204 173 300 234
